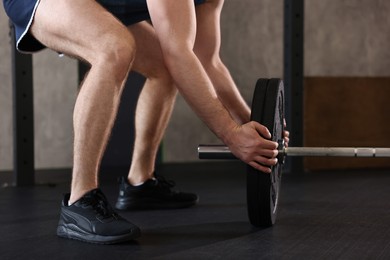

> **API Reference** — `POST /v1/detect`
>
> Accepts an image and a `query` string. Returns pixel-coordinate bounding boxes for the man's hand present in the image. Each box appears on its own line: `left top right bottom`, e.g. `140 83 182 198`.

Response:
283 119 290 148
224 121 279 173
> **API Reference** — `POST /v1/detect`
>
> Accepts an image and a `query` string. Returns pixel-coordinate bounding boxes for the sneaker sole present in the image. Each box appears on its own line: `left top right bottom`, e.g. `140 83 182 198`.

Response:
57 223 141 244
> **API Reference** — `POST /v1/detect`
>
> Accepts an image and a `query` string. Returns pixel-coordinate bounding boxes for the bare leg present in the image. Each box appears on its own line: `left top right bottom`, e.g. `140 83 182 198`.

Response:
112 23 199 211
30 0 136 203
126 22 176 185
194 0 250 124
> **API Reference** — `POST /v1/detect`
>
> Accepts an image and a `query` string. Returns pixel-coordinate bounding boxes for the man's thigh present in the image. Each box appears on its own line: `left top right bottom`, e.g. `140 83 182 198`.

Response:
30 0 133 62
194 0 224 61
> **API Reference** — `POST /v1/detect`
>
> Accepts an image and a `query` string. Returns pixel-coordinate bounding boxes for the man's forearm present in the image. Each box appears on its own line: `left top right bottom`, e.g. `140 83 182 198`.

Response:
203 60 251 124
163 49 239 143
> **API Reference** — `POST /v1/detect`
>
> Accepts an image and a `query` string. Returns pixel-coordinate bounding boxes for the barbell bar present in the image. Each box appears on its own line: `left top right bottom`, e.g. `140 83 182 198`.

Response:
198 145 390 160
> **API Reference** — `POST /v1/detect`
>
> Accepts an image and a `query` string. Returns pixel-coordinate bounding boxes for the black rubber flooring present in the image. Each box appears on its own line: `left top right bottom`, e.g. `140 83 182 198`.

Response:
1 162 390 259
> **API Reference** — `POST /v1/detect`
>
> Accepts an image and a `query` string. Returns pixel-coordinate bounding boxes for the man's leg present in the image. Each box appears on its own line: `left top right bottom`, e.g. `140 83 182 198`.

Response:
126 22 176 185
31 0 135 203
30 0 140 243
114 21 198 210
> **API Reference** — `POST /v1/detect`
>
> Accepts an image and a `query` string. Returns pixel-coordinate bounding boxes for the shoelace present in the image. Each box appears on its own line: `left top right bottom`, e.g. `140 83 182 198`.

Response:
155 175 176 191
155 176 180 194
80 192 117 219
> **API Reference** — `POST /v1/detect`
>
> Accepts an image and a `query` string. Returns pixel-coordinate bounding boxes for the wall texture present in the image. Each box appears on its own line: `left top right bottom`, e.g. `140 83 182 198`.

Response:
1 0 390 170
305 0 390 76
0 14 12 170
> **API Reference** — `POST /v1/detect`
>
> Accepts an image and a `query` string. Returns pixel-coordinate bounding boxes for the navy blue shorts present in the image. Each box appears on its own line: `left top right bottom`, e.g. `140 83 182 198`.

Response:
98 0 206 26
3 0 43 53
3 0 206 53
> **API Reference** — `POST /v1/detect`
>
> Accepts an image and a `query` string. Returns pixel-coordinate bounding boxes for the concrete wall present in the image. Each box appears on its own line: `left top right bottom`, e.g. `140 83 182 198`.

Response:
0 13 12 170
305 0 390 76
1 0 390 170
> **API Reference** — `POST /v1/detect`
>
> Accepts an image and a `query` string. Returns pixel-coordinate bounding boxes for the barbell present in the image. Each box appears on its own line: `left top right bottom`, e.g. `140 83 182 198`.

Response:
198 78 390 228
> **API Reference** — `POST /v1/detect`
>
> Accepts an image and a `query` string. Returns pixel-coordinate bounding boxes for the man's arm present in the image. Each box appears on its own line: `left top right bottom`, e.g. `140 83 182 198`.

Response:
146 0 278 172
194 0 251 125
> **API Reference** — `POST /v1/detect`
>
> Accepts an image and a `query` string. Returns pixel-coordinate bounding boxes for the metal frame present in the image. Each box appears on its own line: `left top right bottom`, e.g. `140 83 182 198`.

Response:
283 0 304 173
10 21 35 186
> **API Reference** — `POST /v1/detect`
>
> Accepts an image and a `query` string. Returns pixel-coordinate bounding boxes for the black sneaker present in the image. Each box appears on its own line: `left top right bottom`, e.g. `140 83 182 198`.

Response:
115 175 199 210
57 188 140 244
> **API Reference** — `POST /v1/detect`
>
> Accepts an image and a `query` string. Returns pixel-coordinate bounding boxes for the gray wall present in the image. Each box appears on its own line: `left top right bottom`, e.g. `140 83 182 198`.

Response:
1 0 390 170
305 0 390 76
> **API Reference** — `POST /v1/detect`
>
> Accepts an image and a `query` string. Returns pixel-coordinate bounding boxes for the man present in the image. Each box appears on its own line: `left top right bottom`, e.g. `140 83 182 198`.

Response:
3 0 284 244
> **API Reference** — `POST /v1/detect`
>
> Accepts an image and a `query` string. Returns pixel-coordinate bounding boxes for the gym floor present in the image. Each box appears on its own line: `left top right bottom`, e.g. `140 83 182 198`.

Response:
1 162 390 259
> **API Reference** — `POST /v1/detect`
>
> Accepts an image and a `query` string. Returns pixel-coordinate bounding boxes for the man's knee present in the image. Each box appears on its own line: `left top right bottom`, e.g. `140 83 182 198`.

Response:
94 34 136 84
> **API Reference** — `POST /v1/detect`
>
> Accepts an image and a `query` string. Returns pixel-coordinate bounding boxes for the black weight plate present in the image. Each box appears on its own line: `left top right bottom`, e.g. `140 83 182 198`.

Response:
247 78 284 227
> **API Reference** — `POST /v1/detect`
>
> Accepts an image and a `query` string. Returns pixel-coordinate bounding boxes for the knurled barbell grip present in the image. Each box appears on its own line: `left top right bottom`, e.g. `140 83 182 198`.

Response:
198 145 390 159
